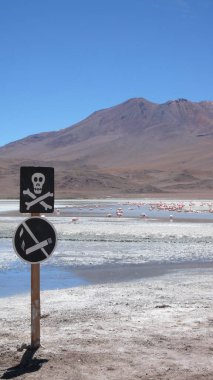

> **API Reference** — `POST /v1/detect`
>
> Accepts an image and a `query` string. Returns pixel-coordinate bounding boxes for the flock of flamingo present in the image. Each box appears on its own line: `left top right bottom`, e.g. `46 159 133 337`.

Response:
54 200 213 223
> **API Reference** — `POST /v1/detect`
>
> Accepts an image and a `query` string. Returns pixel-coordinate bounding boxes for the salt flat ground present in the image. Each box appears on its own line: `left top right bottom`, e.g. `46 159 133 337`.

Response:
0 270 212 380
0 199 213 379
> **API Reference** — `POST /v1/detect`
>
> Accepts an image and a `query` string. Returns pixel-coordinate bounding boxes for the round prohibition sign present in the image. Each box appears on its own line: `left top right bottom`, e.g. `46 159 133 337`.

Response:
13 217 57 264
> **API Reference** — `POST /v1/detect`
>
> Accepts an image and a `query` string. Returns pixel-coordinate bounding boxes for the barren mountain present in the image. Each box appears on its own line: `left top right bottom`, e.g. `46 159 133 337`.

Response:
1 97 213 198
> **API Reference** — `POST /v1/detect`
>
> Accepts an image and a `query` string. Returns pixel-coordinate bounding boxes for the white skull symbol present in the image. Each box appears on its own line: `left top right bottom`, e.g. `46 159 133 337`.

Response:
32 173 45 194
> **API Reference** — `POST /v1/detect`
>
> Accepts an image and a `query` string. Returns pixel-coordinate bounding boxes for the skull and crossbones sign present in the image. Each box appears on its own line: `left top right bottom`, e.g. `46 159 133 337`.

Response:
23 172 53 211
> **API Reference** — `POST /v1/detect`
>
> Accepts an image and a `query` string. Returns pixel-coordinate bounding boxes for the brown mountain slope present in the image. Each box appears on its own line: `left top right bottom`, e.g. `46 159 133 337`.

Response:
1 97 213 198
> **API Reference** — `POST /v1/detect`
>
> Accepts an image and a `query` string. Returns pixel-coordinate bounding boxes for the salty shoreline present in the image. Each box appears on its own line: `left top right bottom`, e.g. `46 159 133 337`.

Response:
0 259 212 299
0 269 213 379
73 260 213 284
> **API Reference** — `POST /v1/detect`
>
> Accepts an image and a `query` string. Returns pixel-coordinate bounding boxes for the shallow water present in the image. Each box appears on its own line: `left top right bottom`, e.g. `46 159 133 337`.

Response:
0 263 88 298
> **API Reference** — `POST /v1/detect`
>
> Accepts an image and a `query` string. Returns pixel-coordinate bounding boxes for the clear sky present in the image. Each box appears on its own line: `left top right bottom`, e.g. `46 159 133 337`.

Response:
0 0 212 146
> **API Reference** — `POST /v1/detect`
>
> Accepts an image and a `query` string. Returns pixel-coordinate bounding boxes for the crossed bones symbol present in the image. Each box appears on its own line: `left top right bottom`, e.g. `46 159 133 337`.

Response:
23 189 53 211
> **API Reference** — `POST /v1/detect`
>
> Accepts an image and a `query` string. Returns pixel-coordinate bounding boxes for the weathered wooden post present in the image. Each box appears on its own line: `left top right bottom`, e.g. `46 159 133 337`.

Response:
31 262 41 348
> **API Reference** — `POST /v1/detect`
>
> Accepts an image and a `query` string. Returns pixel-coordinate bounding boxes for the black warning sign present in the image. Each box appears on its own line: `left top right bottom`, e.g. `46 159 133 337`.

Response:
13 217 57 264
20 166 54 213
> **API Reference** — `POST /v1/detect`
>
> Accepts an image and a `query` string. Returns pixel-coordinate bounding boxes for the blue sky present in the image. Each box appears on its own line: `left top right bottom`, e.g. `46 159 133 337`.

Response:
0 0 212 146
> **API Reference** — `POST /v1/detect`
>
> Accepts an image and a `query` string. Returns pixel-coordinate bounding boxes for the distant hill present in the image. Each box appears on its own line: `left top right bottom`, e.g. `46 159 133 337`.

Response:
1 97 213 198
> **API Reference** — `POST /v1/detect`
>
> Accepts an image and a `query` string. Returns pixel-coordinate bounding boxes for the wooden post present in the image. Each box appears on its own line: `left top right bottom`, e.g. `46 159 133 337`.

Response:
31 263 40 348
31 213 40 349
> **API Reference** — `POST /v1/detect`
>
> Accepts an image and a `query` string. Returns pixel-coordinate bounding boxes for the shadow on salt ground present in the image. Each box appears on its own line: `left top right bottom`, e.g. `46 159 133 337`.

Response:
1 347 48 379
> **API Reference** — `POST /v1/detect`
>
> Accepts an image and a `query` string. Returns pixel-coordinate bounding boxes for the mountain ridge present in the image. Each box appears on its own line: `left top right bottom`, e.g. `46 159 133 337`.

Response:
1 97 213 198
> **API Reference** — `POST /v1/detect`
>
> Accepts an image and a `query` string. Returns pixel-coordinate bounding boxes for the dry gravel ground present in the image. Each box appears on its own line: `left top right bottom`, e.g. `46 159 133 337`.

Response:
0 268 213 380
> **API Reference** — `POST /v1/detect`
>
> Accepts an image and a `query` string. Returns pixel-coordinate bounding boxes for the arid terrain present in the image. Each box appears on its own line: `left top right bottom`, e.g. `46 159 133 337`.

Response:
0 199 213 379
0 97 213 198
0 270 213 380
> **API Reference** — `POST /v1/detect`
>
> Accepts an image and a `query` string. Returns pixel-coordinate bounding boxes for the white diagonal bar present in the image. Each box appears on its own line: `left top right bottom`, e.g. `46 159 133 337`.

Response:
22 221 48 257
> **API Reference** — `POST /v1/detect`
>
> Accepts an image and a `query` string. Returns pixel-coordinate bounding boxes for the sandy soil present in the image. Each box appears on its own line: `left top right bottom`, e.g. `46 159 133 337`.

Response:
0 268 213 380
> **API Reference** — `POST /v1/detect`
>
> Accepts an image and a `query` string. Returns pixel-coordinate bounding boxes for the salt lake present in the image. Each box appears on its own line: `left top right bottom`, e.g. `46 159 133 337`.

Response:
0 198 213 297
